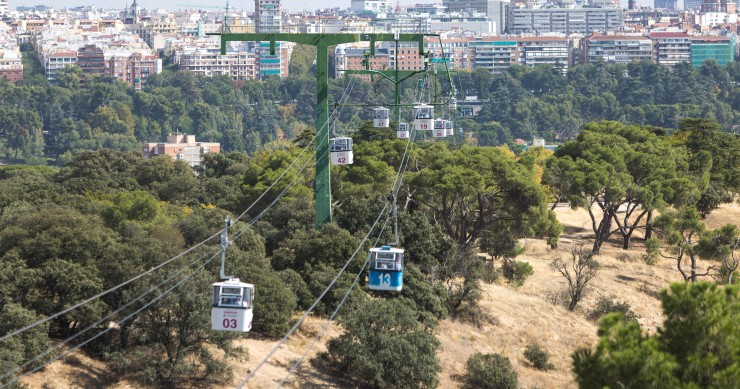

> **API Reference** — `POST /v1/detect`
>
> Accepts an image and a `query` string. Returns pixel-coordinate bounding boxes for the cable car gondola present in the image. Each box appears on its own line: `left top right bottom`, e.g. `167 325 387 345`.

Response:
449 97 457 109
330 137 354 165
397 122 410 139
211 278 254 332
373 107 390 128
413 104 434 131
444 120 454 137
368 246 404 291
433 119 446 138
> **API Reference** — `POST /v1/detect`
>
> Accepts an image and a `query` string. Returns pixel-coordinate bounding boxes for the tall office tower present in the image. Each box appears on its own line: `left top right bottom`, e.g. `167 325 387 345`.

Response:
684 0 702 9
0 0 8 14
700 0 736 12
255 0 281 33
654 0 678 9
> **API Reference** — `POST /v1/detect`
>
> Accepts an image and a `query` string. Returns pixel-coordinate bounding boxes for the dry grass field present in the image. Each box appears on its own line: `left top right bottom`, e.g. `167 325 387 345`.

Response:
22 202 740 389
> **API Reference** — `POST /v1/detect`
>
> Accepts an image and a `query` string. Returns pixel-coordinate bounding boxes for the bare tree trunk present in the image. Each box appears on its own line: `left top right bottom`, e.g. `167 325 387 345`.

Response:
645 210 653 240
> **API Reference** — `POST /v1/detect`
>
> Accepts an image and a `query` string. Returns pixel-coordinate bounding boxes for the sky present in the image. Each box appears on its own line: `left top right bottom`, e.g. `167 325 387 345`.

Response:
11 0 662 12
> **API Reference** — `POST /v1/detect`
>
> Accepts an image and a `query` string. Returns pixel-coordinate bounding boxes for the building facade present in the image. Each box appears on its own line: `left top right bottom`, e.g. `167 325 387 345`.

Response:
516 36 570 69
351 0 393 13
255 0 281 33
649 32 691 66
654 0 678 9
691 36 733 66
178 48 257 80
581 34 653 64
0 50 23 83
142 133 220 168
509 8 623 35
469 38 518 73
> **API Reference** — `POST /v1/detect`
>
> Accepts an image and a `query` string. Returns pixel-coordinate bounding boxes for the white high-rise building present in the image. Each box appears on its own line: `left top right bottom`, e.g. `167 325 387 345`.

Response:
351 0 394 13
255 0 281 33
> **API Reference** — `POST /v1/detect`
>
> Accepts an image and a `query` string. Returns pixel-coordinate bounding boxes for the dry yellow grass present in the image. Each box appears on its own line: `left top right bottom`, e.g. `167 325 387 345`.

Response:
22 202 740 389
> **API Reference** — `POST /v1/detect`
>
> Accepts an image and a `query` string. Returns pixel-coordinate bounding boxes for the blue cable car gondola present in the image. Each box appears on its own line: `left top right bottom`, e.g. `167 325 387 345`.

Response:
368 246 404 291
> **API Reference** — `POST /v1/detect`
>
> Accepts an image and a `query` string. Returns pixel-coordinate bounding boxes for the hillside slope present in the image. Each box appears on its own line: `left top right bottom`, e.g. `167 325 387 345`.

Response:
22 202 739 388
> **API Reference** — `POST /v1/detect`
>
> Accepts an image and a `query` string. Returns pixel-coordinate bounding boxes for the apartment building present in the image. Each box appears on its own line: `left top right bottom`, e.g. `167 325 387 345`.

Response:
516 36 570 69
178 48 257 80
581 34 653 64
142 133 220 168
509 7 622 35
0 50 23 83
45 51 78 82
109 52 161 90
649 32 691 66
691 35 733 66
468 37 518 73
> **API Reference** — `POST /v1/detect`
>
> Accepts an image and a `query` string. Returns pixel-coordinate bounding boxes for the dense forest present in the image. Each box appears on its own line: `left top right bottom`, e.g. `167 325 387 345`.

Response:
0 47 738 388
2 44 740 164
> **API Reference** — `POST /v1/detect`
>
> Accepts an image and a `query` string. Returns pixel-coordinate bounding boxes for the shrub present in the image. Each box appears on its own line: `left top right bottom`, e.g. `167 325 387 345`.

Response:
465 352 518 389
523 344 555 371
502 259 534 287
642 238 660 265
588 295 638 323
320 299 440 388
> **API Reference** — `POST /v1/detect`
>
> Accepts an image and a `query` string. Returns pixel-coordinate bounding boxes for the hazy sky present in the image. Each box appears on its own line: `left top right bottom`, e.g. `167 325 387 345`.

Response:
13 0 661 12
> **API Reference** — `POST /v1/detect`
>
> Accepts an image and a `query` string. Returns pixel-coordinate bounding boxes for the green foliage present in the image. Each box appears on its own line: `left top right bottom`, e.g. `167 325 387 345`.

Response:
642 237 661 265
502 259 534 287
107 270 242 387
524 344 555 371
552 120 697 253
587 295 638 323
465 352 518 389
321 299 440 389
573 283 740 388
696 224 740 285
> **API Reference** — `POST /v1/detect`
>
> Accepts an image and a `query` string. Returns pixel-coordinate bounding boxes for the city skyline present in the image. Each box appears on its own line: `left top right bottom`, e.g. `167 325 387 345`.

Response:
11 0 671 12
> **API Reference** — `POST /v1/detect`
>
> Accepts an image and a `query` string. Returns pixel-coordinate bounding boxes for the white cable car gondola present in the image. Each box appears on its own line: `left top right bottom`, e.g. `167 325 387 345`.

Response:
397 122 410 139
330 137 354 165
373 107 390 128
449 97 457 109
413 104 434 131
368 246 404 291
211 278 254 332
433 119 446 138
444 120 454 137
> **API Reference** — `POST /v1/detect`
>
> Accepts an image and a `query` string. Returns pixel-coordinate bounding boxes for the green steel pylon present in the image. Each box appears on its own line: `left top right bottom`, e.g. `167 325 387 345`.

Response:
210 32 429 228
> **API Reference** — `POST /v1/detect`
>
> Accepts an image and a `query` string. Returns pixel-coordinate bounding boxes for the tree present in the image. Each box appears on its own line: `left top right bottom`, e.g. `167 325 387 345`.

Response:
320 299 440 389
696 224 740 284
672 118 740 216
409 143 548 248
108 270 243 387
551 246 601 311
553 121 696 253
653 207 713 283
573 283 740 388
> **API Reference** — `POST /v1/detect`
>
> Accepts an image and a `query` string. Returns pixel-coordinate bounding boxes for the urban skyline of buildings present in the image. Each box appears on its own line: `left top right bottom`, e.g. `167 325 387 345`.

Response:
0 0 736 86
